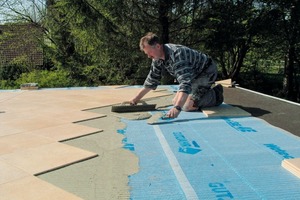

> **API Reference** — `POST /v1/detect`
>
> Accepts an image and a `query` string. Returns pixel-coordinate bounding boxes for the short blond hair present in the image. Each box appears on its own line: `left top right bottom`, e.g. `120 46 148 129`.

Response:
139 32 160 50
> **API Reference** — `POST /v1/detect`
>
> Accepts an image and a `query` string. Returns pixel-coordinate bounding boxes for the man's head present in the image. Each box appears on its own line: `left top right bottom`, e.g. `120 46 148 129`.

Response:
139 32 164 60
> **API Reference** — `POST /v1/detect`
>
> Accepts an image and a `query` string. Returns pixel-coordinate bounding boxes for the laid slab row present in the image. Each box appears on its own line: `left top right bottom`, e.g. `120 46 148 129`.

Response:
0 87 172 199
0 142 98 175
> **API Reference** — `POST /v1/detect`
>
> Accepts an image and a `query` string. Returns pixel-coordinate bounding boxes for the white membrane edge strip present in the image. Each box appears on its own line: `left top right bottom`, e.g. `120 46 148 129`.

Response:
236 86 300 106
153 125 199 200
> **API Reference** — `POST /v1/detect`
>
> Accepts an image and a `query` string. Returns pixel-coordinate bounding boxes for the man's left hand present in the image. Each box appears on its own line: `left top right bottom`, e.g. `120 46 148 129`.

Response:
166 107 181 118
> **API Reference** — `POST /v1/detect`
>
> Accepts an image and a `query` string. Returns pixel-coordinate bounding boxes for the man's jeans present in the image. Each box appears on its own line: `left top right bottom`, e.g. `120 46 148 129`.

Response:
191 70 218 108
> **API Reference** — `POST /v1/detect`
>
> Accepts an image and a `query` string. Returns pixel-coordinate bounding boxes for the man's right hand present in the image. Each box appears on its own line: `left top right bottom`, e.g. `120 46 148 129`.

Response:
129 87 152 106
129 99 138 105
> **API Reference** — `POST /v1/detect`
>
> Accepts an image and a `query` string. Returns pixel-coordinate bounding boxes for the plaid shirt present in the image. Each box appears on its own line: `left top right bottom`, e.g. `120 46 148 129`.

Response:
143 44 214 94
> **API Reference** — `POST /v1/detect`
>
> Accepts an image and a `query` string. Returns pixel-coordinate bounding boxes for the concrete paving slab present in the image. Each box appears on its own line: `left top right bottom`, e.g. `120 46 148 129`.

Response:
282 158 300 179
26 123 103 142
53 111 106 123
0 160 30 184
216 78 233 87
0 87 171 112
0 142 97 175
0 90 26 102
0 124 23 137
0 176 82 200
0 133 54 155
2 115 65 132
202 103 252 117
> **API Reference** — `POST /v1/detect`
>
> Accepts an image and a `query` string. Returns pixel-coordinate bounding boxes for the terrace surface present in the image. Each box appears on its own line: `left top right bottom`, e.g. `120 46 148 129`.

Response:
0 85 299 200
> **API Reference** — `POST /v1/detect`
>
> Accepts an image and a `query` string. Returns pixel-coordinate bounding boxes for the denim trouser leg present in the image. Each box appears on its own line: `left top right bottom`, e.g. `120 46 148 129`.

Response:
191 71 218 108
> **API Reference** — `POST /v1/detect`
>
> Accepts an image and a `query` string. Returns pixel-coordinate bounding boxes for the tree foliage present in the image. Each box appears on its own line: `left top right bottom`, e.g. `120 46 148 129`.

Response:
0 0 299 102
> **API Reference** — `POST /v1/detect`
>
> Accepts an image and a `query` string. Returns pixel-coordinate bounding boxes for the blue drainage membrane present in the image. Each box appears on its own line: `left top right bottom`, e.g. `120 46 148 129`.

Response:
119 110 300 200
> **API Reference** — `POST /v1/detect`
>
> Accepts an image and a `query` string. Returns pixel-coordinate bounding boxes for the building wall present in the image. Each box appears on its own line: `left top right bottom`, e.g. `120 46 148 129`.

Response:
0 23 43 67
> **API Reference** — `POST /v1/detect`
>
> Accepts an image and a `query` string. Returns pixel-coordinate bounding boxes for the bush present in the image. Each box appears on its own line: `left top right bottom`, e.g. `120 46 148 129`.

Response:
15 70 74 88
0 80 15 89
0 57 30 81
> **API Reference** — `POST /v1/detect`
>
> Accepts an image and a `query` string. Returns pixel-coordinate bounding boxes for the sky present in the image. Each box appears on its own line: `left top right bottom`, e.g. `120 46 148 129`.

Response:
0 0 45 24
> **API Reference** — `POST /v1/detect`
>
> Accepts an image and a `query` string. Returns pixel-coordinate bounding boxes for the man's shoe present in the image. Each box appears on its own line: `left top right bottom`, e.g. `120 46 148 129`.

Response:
213 84 224 106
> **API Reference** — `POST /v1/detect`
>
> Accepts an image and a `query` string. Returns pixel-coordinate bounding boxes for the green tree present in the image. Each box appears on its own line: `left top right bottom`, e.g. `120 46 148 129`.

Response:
44 0 138 85
1 0 299 102
259 0 300 101
192 1 268 81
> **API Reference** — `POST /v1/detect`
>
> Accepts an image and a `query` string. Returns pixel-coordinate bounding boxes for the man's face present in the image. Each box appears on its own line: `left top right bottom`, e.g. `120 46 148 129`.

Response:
142 43 161 60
